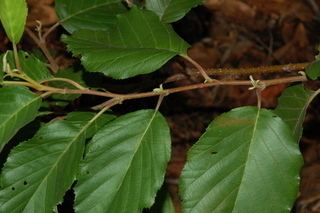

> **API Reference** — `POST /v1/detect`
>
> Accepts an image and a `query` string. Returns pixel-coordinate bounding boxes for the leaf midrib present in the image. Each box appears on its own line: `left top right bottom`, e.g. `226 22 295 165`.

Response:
0 95 40 150
60 1 120 23
232 108 260 209
109 111 158 209
22 118 98 211
70 41 183 54
159 0 172 20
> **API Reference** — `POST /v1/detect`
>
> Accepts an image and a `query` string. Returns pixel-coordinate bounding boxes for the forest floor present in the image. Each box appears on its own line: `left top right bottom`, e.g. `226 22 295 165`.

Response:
1 0 320 212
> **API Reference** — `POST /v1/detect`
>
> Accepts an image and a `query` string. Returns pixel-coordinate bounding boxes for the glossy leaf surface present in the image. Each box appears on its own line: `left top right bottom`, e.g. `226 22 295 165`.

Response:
55 0 126 33
64 7 189 79
0 51 52 82
180 107 303 213
145 0 202 23
75 110 171 213
0 0 27 43
274 85 315 141
0 112 114 213
0 86 41 151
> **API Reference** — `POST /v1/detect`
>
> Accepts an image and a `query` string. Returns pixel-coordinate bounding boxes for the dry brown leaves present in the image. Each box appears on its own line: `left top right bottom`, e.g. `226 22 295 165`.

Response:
26 0 58 27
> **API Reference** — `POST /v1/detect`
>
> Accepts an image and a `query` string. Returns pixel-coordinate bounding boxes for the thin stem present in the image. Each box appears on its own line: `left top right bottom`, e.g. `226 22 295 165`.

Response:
35 75 307 100
89 99 117 122
3 74 307 109
155 94 165 111
12 43 21 70
181 54 213 82
205 63 309 76
41 91 54 98
256 90 262 109
42 22 60 41
25 28 59 73
41 78 86 90
91 98 121 110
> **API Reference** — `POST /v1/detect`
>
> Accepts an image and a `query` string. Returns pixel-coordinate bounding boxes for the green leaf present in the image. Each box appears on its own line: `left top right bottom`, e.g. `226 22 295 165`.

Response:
63 7 189 79
0 86 41 151
49 68 86 105
0 0 27 43
306 60 320 80
0 51 52 82
55 0 126 33
0 67 3 83
0 112 113 213
65 111 116 137
145 0 202 23
180 106 303 213
274 84 315 141
75 109 171 212
150 189 175 213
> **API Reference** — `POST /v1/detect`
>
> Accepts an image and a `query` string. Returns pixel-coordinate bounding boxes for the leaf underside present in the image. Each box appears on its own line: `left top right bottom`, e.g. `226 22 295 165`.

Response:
64 7 189 79
0 112 114 213
274 84 314 141
180 106 303 213
75 109 171 213
0 86 41 152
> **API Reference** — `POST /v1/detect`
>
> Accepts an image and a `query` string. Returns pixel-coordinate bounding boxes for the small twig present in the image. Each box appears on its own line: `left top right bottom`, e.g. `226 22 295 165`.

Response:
40 91 54 98
25 28 59 73
91 98 122 110
205 63 309 76
2 71 308 110
181 54 214 83
248 75 265 109
42 22 60 41
306 0 320 14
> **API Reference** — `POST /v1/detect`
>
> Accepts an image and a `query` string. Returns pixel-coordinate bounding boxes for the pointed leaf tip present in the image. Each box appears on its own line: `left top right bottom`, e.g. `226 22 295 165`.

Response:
0 0 28 43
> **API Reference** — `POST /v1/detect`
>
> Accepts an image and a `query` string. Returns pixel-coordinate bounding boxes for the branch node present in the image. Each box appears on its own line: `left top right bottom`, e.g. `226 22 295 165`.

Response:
248 75 266 91
153 84 169 96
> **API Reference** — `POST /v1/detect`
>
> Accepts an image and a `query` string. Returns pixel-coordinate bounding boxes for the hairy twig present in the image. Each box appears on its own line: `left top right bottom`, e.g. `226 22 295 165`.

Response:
205 63 309 76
